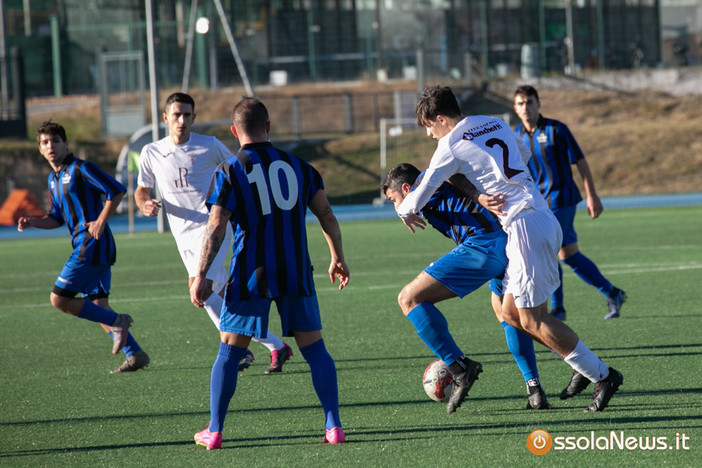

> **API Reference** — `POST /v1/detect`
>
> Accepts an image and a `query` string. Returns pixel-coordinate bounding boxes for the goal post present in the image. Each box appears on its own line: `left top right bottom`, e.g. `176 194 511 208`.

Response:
376 117 434 205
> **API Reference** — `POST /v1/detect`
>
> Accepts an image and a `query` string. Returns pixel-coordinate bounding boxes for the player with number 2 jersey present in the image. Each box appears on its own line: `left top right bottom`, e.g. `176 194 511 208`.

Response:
397 86 623 415
398 113 561 309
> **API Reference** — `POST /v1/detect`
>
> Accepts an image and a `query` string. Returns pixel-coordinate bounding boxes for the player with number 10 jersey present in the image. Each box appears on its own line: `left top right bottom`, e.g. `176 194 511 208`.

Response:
207 142 323 301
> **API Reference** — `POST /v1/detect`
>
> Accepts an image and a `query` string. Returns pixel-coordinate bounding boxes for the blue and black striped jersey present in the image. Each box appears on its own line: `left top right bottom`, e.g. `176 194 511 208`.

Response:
418 174 502 246
207 142 324 301
515 116 584 209
47 154 126 265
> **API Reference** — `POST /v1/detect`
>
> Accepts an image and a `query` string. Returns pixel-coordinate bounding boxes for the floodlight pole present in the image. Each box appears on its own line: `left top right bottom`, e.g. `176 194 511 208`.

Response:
1 0 10 119
181 0 199 92
565 0 576 75
146 0 166 233
213 0 254 97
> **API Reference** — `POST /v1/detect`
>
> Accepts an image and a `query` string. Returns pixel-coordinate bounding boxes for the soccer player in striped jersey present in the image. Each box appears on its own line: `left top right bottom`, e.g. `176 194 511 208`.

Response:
190 97 349 449
398 86 623 414
17 120 149 374
513 85 626 320
136 92 293 374
382 163 550 412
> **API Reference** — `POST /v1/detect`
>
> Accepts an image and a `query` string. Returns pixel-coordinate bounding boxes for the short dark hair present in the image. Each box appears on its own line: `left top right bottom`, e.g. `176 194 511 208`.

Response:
514 84 539 102
416 85 462 127
381 163 421 194
36 120 67 144
164 92 195 112
232 97 269 135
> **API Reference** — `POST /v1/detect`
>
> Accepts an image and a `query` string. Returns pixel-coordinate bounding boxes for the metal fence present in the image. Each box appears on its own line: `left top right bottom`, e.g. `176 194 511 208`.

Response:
2 1 699 97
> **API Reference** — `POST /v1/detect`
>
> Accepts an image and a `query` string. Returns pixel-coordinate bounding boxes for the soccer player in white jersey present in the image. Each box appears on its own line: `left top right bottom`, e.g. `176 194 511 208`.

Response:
397 86 623 413
136 92 293 374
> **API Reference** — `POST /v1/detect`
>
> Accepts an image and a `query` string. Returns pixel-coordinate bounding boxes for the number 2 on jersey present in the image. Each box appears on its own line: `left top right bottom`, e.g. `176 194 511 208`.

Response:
247 161 299 215
485 138 523 179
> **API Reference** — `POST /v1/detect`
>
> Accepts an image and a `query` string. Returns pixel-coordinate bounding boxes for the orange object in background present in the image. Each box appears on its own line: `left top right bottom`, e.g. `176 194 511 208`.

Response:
0 189 45 225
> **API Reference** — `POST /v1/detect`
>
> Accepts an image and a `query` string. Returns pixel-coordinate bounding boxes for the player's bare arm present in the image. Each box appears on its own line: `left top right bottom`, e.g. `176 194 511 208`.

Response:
134 185 161 217
448 173 507 216
575 159 603 219
17 215 61 232
85 191 124 240
309 189 350 290
190 205 231 307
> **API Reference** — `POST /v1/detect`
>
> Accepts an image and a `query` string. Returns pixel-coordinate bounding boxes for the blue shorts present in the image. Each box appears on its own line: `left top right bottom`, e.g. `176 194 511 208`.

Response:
219 295 322 338
489 278 504 297
424 231 507 299
54 258 111 298
552 205 578 246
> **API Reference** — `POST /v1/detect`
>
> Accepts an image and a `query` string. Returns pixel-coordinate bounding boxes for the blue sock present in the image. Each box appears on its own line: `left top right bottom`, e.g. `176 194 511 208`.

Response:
299 339 341 431
108 331 141 356
501 321 538 382
551 263 564 308
77 300 119 326
406 302 463 366
563 252 613 297
209 342 246 433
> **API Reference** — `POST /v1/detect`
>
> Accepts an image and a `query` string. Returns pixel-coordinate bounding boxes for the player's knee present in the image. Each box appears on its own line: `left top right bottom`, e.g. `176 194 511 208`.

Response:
397 287 416 315
49 292 69 313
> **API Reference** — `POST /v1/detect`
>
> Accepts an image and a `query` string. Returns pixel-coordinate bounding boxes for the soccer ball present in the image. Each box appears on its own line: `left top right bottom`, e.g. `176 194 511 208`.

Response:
422 360 455 402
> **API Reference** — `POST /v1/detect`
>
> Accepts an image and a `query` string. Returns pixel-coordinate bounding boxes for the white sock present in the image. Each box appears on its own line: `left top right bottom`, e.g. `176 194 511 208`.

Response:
203 293 222 331
252 330 285 351
564 340 610 382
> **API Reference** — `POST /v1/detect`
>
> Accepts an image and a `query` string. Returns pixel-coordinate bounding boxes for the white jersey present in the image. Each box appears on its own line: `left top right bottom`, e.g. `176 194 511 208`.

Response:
398 115 548 228
138 133 231 251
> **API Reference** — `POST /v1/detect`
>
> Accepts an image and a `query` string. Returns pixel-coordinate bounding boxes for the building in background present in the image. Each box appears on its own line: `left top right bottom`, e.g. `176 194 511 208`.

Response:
0 0 700 98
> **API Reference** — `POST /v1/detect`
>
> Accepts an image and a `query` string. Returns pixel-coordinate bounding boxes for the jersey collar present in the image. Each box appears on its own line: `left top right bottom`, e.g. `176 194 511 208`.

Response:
240 141 273 150
56 153 76 171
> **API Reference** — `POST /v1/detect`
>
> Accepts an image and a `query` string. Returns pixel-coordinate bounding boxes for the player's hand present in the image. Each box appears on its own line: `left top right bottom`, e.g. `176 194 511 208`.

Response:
189 276 206 308
478 192 507 217
328 258 350 291
587 195 603 219
401 213 426 233
17 217 31 232
85 219 106 240
142 199 161 217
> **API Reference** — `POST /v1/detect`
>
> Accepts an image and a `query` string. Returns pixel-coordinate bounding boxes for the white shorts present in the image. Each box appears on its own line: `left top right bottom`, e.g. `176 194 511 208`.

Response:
179 244 229 286
176 224 232 287
503 207 563 309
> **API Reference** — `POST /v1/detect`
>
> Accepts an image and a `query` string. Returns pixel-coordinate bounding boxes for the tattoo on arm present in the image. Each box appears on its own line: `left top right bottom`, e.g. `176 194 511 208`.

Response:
197 215 227 276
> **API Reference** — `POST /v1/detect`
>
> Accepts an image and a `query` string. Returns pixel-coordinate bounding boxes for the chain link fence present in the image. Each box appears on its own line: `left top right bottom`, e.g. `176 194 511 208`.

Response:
3 1 699 97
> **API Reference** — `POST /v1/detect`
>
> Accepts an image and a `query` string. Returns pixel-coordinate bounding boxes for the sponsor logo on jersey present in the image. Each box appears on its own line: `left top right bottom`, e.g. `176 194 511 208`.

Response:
462 121 504 141
174 167 190 188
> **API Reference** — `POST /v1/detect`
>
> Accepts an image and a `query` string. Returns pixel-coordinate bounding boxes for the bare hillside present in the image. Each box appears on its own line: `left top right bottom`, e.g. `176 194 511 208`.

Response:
10 83 702 204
